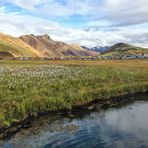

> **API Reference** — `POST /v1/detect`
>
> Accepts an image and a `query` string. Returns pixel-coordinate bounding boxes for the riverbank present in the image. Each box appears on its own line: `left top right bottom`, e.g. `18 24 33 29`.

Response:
1 94 148 148
0 60 148 138
0 92 148 140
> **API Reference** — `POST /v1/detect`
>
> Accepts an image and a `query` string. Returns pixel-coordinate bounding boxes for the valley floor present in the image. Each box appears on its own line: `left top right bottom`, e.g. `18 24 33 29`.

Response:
0 60 148 132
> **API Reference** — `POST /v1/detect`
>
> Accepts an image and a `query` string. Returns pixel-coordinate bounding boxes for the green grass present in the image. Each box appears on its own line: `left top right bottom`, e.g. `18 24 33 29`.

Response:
0 60 148 128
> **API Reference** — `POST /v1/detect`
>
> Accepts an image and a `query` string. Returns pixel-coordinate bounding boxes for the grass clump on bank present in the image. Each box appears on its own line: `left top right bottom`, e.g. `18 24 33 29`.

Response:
0 60 148 128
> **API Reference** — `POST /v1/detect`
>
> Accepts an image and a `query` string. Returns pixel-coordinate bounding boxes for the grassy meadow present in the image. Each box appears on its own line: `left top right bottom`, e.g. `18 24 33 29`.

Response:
0 60 148 128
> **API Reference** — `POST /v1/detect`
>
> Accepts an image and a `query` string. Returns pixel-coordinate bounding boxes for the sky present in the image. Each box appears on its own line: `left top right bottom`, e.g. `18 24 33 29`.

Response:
0 0 148 47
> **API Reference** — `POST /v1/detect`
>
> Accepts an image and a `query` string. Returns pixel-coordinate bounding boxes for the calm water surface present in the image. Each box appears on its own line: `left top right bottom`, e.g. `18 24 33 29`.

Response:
0 95 148 148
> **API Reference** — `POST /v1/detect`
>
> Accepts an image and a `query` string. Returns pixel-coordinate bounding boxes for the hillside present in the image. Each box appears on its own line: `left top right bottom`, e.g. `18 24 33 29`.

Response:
20 34 98 58
0 33 43 58
101 43 148 59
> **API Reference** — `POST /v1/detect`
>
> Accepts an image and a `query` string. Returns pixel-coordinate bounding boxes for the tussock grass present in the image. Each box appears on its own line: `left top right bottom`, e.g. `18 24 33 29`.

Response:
0 60 148 127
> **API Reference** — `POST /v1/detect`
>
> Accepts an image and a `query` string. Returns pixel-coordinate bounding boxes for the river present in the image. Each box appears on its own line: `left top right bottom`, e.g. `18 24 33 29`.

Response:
0 95 148 148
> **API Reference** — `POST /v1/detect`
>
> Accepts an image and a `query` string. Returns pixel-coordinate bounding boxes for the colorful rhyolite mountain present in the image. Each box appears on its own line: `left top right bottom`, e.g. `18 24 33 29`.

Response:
0 33 98 59
20 34 98 58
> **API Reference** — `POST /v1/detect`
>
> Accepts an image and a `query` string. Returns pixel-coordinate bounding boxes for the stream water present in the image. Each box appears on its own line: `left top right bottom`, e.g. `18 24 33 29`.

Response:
0 95 148 148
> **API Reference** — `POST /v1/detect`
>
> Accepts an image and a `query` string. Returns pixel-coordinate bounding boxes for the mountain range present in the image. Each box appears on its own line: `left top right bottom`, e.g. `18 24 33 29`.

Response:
0 33 148 59
0 33 98 59
20 34 97 58
81 46 110 53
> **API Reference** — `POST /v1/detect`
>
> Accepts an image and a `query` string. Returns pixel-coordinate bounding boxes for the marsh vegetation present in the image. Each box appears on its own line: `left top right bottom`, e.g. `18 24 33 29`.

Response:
0 60 148 128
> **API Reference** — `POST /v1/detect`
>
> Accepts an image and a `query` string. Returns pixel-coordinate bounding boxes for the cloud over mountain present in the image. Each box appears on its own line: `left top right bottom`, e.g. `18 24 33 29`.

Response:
0 0 148 48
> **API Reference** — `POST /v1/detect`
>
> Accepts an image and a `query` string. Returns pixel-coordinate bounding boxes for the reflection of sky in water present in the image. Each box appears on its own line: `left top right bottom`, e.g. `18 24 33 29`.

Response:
1 100 148 148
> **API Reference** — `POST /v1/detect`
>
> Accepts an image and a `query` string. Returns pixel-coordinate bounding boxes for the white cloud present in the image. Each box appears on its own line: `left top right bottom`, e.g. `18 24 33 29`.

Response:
102 0 148 26
7 0 148 26
0 9 60 36
4 0 100 18
3 0 148 26
0 0 148 48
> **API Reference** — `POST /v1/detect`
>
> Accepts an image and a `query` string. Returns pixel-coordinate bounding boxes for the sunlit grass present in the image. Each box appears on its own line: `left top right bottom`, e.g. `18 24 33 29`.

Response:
0 60 148 127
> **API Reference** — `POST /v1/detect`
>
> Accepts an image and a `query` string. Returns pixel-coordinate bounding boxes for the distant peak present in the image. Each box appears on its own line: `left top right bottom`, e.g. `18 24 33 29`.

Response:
20 34 51 40
30 34 35 36
40 34 50 40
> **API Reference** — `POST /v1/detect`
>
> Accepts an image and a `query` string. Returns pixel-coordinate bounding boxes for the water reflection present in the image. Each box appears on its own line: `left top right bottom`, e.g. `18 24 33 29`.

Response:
0 95 148 148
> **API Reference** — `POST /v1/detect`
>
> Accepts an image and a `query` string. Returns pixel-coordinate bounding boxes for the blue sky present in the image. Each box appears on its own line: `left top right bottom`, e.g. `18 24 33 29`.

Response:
0 0 148 47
